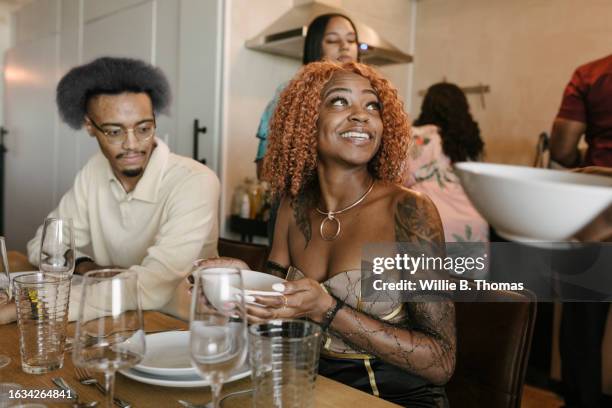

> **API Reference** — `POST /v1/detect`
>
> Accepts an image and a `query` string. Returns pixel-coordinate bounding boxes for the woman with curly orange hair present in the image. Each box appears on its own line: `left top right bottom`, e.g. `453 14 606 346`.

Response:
202 61 455 407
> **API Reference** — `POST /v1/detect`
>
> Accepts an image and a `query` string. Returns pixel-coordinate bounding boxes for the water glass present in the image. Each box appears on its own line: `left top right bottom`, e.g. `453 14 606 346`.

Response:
72 269 145 408
249 319 322 408
0 383 22 408
39 218 75 278
13 273 71 374
0 237 12 369
190 267 247 408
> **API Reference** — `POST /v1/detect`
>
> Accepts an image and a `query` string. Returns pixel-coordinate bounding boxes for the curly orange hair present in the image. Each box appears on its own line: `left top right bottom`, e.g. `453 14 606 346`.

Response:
262 61 411 198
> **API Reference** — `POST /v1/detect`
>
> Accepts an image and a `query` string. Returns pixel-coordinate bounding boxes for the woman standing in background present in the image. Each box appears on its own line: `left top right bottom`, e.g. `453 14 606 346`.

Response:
254 13 361 243
405 83 488 244
255 13 361 178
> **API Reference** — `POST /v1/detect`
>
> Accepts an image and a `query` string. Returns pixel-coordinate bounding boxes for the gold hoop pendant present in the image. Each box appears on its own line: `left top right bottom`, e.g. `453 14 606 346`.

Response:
320 215 341 241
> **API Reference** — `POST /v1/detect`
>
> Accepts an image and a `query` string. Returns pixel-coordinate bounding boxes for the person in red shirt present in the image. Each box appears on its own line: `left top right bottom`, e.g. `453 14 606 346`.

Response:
551 54 612 167
550 54 612 408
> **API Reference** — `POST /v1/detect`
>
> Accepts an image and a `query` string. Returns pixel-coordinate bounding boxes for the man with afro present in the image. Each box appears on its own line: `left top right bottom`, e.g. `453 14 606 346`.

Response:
17 57 217 320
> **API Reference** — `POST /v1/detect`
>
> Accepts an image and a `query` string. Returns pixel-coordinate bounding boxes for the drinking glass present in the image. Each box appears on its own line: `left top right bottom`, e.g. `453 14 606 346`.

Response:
14 273 70 373
39 218 75 278
0 237 11 368
249 320 322 408
72 269 145 408
190 267 247 408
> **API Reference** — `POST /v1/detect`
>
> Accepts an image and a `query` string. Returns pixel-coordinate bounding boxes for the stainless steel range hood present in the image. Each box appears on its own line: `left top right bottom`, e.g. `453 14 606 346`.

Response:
245 2 412 66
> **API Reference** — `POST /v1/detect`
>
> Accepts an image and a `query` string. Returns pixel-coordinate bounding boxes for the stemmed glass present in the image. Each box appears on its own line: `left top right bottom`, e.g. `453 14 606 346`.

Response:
190 267 248 408
72 269 145 408
0 237 11 368
39 217 75 278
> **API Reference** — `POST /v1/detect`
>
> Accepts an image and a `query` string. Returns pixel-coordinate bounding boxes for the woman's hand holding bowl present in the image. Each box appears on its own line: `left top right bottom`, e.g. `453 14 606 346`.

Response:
246 278 334 324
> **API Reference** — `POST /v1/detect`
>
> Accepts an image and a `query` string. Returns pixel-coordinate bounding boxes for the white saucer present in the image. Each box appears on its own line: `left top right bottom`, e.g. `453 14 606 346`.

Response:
119 361 250 388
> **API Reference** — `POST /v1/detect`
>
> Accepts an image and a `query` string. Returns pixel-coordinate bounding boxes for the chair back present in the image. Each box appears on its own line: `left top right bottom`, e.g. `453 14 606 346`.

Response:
217 238 270 272
7 251 34 272
446 277 537 408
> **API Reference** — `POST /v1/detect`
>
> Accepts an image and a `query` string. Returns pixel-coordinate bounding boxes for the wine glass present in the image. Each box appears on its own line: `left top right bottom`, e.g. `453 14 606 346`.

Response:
72 269 145 408
0 237 11 368
39 217 75 278
190 267 247 408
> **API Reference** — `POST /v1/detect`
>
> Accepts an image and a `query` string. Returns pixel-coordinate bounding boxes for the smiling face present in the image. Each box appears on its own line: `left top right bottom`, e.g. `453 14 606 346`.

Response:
320 16 359 63
84 92 156 190
317 71 383 167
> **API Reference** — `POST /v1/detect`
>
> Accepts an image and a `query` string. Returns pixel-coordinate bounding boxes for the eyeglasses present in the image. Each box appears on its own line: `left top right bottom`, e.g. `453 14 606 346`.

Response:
87 116 156 145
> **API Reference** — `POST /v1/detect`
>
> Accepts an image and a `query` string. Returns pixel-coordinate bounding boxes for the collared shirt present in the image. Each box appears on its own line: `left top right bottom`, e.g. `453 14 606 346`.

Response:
27 139 220 319
556 54 612 167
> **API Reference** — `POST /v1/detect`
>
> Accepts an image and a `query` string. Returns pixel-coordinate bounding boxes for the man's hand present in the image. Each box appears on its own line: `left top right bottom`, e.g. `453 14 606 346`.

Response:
573 166 612 242
550 118 586 167
0 302 16 325
74 260 112 275
575 205 612 242
571 166 612 177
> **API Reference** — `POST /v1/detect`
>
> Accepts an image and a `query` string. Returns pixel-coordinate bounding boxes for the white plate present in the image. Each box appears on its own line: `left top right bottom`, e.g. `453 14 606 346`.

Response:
133 331 196 377
119 361 250 388
241 269 285 297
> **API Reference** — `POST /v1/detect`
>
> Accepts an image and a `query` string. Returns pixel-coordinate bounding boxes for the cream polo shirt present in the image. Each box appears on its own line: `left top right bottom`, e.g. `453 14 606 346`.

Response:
26 139 220 320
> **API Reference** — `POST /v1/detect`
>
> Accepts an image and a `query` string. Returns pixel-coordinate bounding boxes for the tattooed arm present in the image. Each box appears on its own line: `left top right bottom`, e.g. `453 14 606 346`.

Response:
327 193 456 385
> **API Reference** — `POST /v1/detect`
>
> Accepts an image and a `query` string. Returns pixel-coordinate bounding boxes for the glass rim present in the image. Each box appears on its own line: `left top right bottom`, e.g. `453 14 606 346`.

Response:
193 266 242 276
12 272 70 285
248 318 322 340
82 268 137 282
43 217 73 224
0 383 22 389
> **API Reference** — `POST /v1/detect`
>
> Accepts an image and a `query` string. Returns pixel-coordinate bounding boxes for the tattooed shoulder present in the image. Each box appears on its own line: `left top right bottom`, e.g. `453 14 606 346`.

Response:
394 189 445 245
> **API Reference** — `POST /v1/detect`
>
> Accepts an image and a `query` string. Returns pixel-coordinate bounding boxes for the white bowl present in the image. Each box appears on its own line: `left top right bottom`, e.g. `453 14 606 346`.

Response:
454 162 612 242
240 269 285 297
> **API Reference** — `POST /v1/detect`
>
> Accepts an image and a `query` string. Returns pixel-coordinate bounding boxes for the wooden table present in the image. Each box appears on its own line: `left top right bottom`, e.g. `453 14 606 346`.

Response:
0 311 398 407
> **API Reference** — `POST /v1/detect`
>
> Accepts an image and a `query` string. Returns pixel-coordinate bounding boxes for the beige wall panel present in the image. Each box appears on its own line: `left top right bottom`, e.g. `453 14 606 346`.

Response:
412 0 612 165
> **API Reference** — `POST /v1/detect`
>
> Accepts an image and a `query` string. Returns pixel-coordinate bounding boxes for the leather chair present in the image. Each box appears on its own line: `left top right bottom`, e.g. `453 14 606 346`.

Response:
446 277 537 408
217 238 270 273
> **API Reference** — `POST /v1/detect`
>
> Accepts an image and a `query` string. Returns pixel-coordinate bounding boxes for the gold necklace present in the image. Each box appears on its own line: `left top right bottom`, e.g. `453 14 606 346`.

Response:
315 180 375 241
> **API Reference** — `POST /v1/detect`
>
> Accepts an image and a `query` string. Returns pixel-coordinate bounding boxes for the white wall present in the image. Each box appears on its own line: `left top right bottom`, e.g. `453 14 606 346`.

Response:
221 0 295 241
0 3 14 126
411 0 612 165
221 0 413 239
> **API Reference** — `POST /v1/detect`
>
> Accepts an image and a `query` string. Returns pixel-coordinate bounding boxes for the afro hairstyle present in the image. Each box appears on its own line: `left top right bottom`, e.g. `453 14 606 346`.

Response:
56 57 171 129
